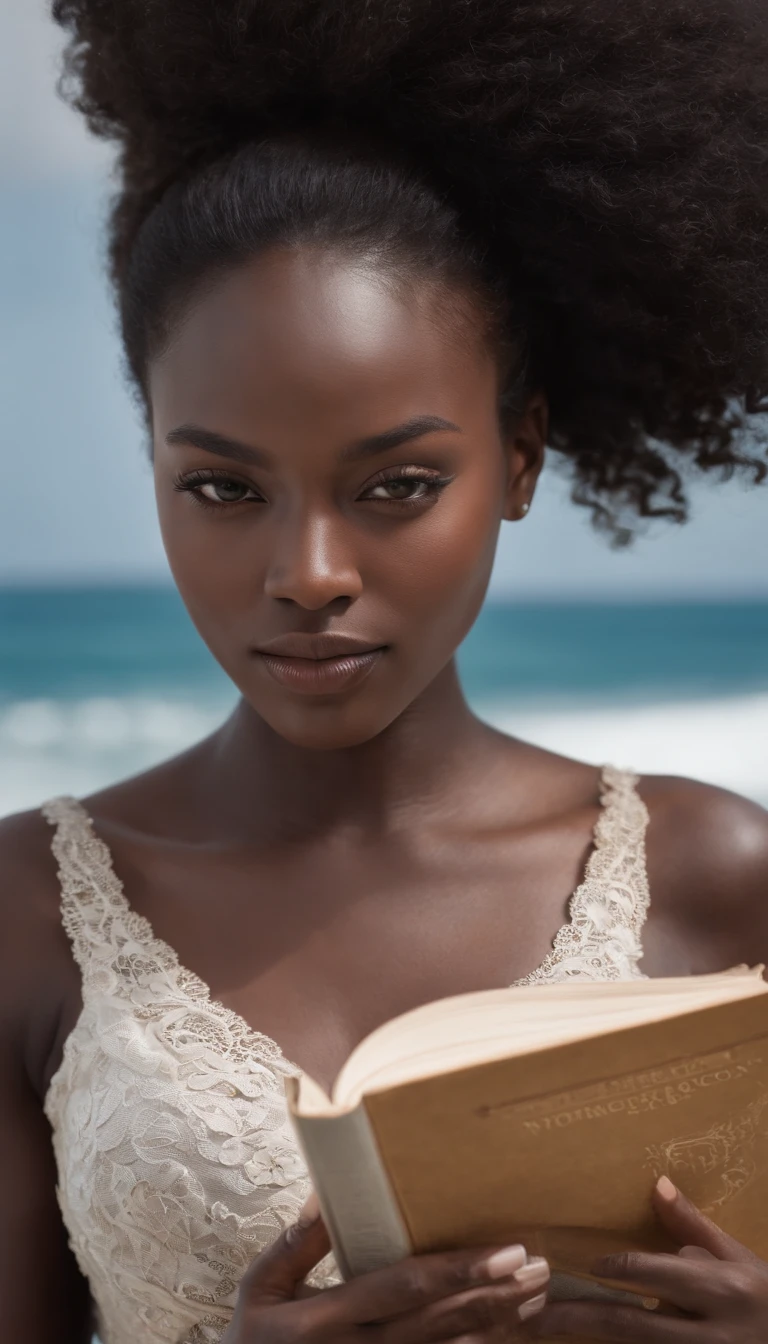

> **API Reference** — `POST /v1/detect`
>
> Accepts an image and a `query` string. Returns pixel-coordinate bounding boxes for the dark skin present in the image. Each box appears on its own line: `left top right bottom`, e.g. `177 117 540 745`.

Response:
1 247 768 1343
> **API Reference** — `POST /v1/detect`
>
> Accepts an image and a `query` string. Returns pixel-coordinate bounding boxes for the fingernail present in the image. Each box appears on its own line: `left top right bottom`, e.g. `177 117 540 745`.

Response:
296 1191 321 1226
479 1244 528 1278
656 1175 678 1202
519 1292 548 1320
514 1258 550 1290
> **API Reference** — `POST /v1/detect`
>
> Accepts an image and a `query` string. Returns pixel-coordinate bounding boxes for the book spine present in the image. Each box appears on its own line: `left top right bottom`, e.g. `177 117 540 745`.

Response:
286 1085 412 1279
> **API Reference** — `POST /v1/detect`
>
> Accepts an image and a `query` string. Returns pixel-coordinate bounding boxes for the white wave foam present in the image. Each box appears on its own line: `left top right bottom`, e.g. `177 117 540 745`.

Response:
1 696 226 751
485 691 768 806
0 696 230 816
1 691 766 818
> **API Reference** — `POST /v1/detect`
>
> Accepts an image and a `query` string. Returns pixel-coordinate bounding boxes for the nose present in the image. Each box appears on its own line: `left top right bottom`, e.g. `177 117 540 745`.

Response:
264 510 363 610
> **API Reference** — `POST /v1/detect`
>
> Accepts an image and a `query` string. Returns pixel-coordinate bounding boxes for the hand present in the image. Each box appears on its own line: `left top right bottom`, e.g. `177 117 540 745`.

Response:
221 1192 551 1343
534 1176 768 1340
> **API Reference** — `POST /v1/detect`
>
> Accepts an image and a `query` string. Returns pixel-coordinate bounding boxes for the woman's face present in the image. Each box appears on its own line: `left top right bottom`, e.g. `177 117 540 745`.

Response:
150 248 546 749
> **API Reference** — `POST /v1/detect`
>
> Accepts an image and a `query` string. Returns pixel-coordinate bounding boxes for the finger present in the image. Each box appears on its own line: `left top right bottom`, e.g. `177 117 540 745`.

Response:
295 1283 325 1299
314 1243 532 1326
678 1246 716 1261
591 1248 743 1316
299 1190 321 1222
372 1258 550 1344
240 1195 332 1304
653 1177 758 1263
535 1300 706 1341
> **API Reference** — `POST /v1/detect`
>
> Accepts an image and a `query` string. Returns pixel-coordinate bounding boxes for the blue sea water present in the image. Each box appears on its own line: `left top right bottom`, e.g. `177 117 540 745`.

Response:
1 586 767 813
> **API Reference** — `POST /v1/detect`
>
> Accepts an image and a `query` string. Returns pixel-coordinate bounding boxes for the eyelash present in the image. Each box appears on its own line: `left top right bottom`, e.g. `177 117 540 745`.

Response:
172 466 454 512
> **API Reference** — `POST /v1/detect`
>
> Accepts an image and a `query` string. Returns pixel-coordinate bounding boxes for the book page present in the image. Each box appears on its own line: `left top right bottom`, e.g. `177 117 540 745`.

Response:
332 969 767 1108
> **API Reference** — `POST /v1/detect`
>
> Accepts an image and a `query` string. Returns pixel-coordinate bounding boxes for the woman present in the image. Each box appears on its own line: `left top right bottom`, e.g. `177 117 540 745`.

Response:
2 0 768 1340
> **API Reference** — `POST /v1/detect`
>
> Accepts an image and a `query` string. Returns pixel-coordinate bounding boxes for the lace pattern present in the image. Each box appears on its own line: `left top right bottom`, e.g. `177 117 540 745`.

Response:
42 796 336 1344
513 765 651 984
42 766 650 1344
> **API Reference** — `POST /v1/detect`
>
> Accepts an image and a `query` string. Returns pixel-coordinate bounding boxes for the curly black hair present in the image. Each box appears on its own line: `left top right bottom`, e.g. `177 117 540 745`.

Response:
53 0 768 543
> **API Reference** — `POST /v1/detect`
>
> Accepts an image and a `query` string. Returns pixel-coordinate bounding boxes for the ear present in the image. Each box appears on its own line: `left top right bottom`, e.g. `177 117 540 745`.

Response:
501 391 548 522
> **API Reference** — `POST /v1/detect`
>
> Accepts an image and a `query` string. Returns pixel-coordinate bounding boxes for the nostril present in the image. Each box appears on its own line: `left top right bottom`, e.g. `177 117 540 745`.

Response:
264 570 362 609
265 586 358 612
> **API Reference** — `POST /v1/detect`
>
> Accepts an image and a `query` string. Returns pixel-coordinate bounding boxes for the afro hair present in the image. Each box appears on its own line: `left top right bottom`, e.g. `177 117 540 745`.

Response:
52 0 768 541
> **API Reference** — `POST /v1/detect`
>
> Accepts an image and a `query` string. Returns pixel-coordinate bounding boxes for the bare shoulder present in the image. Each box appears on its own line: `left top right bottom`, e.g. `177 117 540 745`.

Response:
0 807 76 1091
0 805 63 939
0 738 213 1061
638 774 768 972
639 773 768 894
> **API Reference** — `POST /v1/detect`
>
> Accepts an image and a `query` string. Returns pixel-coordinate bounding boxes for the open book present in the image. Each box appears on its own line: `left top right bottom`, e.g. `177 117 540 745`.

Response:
286 968 768 1284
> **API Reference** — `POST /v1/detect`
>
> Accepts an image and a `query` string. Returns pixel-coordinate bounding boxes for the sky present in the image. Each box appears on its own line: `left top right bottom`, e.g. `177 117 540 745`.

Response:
1 0 767 597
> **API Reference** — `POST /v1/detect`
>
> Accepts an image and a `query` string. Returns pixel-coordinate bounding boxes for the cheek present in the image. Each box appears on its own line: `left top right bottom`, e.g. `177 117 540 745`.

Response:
377 460 503 634
154 477 258 633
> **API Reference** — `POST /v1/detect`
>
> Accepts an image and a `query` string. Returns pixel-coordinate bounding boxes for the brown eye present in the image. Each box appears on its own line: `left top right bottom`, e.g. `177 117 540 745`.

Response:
199 480 252 503
370 478 429 500
173 470 264 509
363 471 451 503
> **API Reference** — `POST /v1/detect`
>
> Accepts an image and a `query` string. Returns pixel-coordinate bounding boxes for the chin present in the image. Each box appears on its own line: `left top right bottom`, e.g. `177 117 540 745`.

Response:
255 700 403 751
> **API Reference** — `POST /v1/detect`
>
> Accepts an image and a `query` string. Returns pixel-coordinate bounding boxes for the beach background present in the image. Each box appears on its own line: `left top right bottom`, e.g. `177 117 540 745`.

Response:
2 588 768 815
2 0 768 819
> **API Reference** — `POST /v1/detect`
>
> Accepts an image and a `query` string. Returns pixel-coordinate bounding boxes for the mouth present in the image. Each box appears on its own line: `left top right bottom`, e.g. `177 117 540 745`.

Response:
253 634 388 696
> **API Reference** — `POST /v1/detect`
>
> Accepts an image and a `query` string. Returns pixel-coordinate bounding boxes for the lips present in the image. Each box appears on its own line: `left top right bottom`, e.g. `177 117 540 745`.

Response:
254 633 387 695
256 633 383 660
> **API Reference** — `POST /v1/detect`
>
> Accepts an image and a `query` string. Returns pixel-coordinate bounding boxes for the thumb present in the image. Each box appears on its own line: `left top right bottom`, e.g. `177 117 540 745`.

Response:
241 1191 332 1304
653 1176 758 1263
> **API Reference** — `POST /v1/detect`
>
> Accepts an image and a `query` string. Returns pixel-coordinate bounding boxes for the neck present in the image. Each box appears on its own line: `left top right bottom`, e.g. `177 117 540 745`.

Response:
208 659 491 841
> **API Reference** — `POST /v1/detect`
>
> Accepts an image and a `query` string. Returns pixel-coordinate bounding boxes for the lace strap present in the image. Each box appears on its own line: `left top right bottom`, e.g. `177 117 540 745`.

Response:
514 764 651 985
585 764 651 937
41 795 145 982
41 797 297 1074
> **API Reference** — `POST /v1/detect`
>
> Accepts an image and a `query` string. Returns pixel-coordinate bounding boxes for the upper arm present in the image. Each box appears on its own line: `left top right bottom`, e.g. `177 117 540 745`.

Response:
640 775 768 974
0 812 92 1344
0 1034 92 1342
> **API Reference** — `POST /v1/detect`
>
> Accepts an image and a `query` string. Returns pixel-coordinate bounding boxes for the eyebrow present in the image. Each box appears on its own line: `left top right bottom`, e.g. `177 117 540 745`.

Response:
165 414 461 467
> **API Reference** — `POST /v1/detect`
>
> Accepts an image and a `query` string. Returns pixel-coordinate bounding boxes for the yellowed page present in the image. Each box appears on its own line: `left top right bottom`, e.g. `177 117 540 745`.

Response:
333 969 766 1107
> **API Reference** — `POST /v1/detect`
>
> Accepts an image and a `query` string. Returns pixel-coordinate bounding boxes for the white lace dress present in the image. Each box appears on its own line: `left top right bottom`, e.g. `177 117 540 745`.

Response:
42 764 650 1344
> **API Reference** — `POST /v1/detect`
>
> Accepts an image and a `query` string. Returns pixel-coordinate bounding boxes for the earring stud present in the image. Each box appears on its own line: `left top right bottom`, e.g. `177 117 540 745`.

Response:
520 501 530 515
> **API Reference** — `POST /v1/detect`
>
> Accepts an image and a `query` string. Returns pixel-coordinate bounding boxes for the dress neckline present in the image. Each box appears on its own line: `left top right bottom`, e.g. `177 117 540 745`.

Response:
42 763 645 1095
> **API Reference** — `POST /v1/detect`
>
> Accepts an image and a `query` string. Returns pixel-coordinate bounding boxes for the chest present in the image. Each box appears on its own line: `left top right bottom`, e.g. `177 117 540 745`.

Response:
110 826 594 1092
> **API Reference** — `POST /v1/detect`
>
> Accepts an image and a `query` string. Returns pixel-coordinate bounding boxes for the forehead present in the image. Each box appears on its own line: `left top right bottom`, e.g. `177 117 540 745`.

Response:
149 248 499 443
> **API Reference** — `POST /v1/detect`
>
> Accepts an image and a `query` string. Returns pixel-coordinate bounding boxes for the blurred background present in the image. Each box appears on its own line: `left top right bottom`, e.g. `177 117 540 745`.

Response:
2 0 767 818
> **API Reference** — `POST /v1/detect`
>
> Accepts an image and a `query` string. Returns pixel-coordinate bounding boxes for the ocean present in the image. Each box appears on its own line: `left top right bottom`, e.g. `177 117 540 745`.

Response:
1 586 767 816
